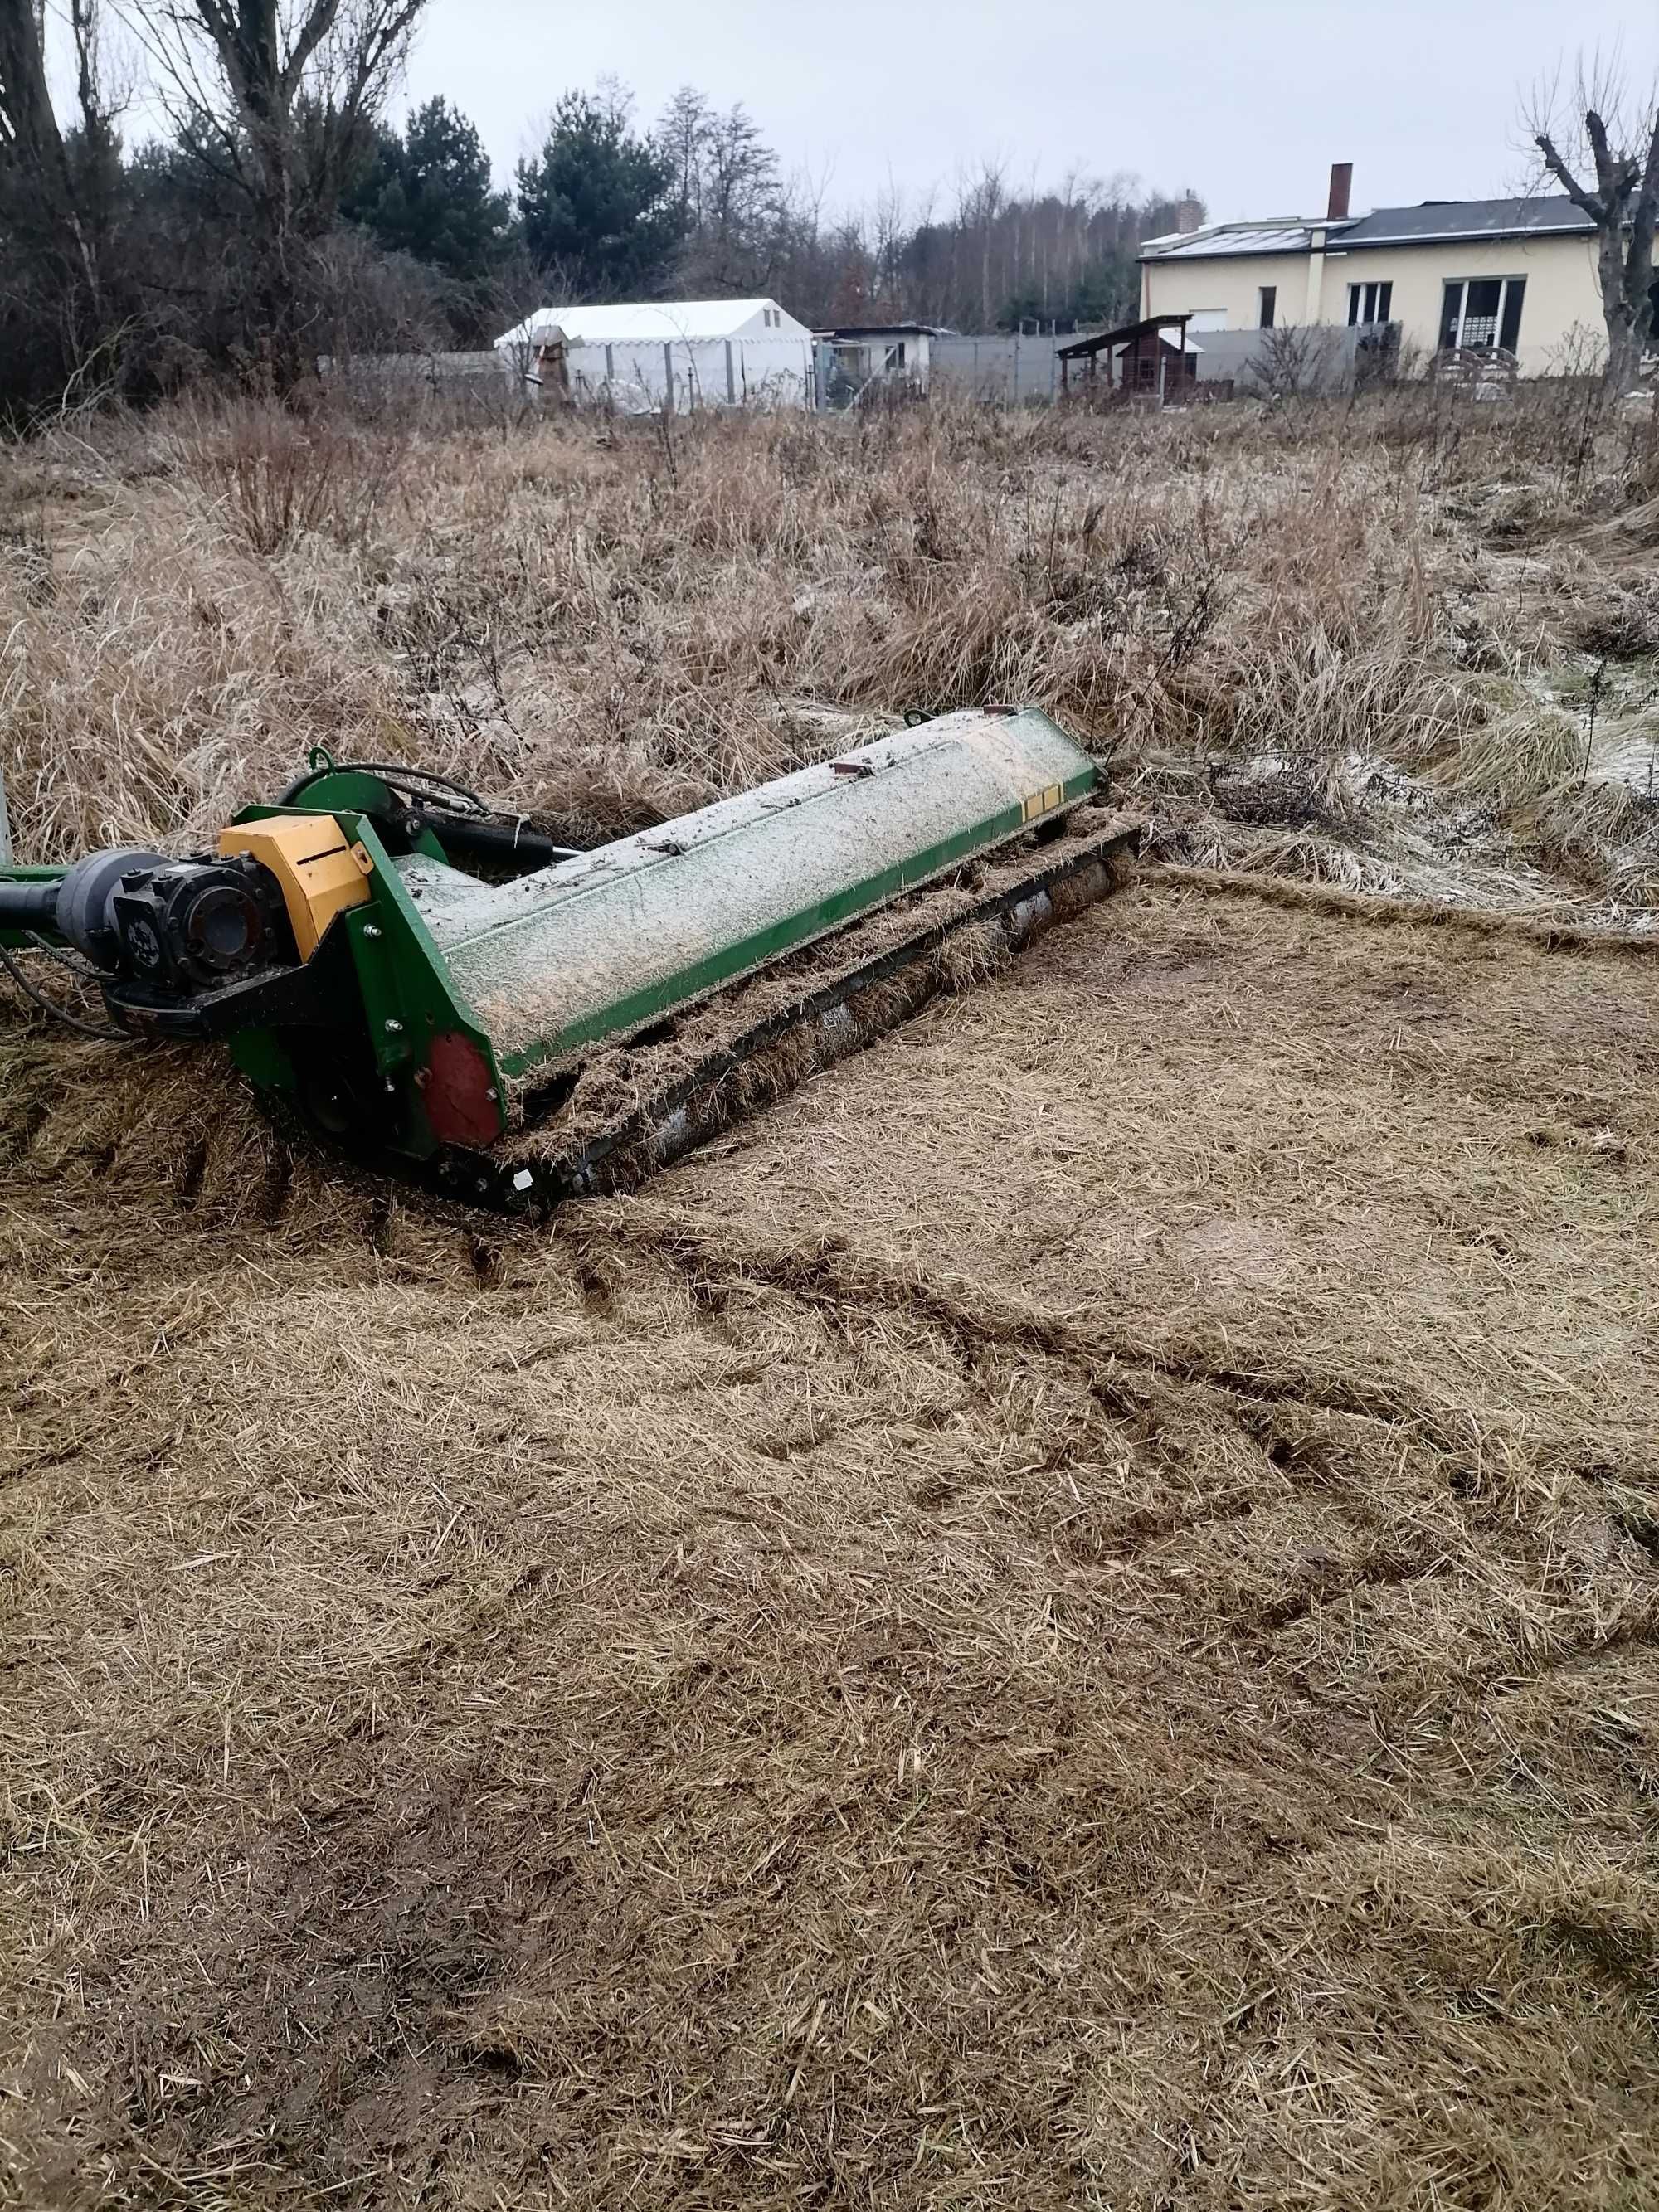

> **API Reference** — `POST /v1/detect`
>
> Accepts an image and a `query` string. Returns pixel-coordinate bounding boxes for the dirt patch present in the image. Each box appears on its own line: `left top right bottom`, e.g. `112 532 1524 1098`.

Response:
2 876 1658 2209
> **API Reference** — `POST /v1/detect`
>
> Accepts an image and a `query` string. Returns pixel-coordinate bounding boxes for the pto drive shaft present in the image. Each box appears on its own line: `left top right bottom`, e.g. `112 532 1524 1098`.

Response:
0 880 60 933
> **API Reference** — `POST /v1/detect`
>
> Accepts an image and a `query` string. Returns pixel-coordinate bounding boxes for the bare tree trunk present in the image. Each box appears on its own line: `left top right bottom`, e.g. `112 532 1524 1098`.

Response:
1535 94 1659 393
0 5 80 244
1603 299 1646 394
0 0 119 393
1594 182 1653 393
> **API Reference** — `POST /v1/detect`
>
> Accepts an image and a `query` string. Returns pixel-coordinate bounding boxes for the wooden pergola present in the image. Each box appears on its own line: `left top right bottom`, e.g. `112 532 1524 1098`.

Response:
1058 314 1195 401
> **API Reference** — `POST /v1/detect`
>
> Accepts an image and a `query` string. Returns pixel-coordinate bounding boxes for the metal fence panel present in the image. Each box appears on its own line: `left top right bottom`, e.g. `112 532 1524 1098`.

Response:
931 333 1068 403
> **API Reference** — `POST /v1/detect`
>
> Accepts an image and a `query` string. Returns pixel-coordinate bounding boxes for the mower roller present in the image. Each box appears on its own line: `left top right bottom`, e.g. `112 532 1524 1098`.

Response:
0 707 1140 1212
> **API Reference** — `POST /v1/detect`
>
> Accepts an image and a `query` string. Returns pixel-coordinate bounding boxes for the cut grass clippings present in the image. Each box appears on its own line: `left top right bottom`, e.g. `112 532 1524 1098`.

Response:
2 877 1657 2209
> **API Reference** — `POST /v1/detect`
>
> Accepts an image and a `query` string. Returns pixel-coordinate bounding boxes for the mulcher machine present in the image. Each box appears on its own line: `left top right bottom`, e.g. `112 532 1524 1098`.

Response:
0 707 1139 1212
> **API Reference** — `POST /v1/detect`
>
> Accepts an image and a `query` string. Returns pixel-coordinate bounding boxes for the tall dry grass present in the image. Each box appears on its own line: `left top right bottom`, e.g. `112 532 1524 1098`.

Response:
2 380 1657 907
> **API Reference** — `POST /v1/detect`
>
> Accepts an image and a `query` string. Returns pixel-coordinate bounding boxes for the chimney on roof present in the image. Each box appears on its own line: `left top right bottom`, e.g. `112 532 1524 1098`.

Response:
1326 162 1353 221
1175 192 1204 236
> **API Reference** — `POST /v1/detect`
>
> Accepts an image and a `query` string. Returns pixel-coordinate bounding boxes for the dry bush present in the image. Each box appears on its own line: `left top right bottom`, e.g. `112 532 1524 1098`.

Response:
1571 580 1659 658
170 399 406 557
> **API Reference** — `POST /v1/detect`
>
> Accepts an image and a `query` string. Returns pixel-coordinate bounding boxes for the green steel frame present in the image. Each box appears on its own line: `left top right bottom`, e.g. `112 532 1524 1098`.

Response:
1 720 1112 1181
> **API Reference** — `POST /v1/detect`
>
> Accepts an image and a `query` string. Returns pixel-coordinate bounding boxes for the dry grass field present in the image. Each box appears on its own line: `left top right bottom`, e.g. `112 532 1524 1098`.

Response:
2 382 1658 903
3 391 1659 2208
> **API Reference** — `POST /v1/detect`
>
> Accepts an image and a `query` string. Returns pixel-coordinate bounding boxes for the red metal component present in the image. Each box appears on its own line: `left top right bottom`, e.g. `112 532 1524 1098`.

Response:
423 1030 504 1146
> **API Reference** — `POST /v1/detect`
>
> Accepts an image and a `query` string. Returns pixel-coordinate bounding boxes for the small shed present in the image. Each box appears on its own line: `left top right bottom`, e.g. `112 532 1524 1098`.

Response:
1057 314 1199 401
494 299 815 411
816 323 936 406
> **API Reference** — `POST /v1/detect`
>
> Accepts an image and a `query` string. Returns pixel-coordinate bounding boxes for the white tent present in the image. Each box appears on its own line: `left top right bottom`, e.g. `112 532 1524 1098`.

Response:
494 298 815 411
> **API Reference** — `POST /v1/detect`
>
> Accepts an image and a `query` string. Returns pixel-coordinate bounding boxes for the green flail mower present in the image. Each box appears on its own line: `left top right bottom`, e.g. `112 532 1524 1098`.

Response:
0 708 1140 1213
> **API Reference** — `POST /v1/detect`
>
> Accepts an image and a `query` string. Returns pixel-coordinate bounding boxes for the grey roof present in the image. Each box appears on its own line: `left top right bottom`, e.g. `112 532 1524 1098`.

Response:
1141 195 1595 265
1338 196 1594 246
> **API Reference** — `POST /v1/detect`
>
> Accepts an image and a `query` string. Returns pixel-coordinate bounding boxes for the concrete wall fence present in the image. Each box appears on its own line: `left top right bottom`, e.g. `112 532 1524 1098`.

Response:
928 323 1379 401
332 322 1390 411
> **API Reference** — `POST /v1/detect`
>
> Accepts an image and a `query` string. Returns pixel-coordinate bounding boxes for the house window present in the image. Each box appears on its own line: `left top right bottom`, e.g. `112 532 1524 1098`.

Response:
1258 286 1277 329
1440 277 1526 353
1347 280 1393 325
883 341 907 372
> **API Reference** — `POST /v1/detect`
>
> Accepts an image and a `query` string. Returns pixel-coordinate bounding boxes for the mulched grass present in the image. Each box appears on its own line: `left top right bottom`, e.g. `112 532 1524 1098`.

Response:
3 876 1657 2209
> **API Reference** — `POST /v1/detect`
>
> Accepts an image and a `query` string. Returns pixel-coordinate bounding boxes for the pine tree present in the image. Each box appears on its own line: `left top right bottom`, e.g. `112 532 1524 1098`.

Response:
515 93 684 298
344 99 514 282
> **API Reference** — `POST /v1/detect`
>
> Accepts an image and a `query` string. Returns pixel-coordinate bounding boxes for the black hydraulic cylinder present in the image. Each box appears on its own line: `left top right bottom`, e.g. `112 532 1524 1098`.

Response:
425 810 579 873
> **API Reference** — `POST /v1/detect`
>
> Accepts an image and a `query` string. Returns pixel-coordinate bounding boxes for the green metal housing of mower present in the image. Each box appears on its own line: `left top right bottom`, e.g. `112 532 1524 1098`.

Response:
0 707 1140 1211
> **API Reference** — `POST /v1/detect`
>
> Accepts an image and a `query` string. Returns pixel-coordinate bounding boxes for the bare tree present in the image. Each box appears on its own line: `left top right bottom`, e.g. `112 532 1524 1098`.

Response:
1531 62 1659 392
693 103 783 292
0 2 119 271
0 7 76 238
0 0 128 406
649 88 787 297
115 0 429 383
658 82 712 235
870 173 906 316
955 156 1007 330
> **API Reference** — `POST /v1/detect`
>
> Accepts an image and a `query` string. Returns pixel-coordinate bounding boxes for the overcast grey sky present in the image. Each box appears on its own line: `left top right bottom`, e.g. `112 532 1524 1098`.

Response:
399 0 1659 219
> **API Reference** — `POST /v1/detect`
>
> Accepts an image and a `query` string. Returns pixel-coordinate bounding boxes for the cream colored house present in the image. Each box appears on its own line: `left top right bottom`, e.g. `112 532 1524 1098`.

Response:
1139 169 1606 377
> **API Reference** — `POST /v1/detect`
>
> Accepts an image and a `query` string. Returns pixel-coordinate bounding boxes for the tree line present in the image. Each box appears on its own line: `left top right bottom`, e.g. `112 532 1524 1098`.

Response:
0 0 1197 418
